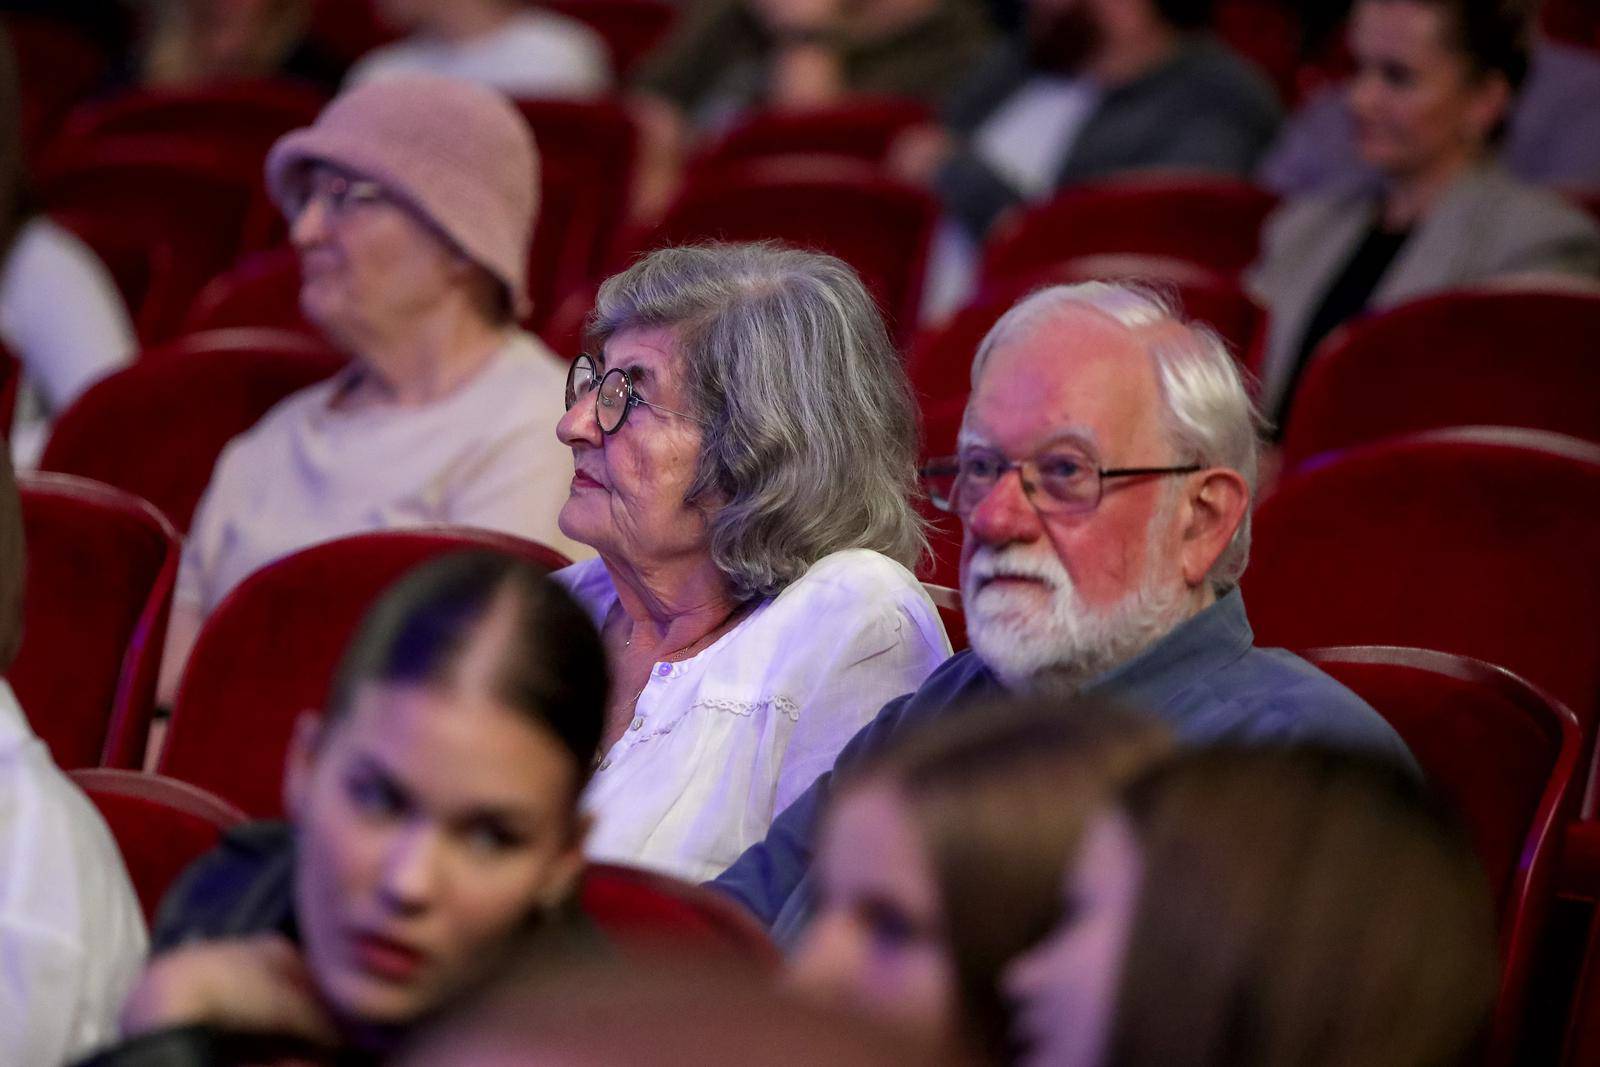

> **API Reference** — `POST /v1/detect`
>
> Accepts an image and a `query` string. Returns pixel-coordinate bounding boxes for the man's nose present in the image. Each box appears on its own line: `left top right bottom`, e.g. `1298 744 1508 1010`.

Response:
290 195 331 248
966 469 1045 547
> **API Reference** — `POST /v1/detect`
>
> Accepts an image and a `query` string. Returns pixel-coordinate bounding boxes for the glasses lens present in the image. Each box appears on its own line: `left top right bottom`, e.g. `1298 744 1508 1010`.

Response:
565 355 597 410
597 369 631 433
1033 451 1100 514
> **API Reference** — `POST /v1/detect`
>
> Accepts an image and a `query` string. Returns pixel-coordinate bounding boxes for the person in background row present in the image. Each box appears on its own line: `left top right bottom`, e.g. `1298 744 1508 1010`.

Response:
628 0 995 218
139 0 345 91
348 0 611 98
1008 745 1497 1067
0 437 147 1065
85 552 608 1066
0 26 136 467
789 698 1171 1061
891 0 1282 316
1247 0 1600 430
553 242 950 883
157 74 590 706
713 280 1413 940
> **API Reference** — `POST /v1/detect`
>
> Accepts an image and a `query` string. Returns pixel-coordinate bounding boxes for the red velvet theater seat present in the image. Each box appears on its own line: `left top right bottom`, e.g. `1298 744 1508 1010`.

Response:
1245 428 1600 756
1281 289 1600 472
980 175 1277 284
691 97 935 174
1306 646 1583 1067
534 0 677 78
69 769 246 922
159 529 572 818
13 473 178 770
38 329 345 534
182 247 314 336
580 863 779 968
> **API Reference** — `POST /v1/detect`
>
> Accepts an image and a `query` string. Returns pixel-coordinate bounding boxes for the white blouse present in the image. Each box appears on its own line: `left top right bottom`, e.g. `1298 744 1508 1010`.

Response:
557 549 952 882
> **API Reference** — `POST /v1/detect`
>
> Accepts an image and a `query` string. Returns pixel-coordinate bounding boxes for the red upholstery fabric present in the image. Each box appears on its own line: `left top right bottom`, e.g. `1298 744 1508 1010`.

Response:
534 0 677 78
580 863 779 968
55 80 326 156
1557 822 1600 1066
69 769 246 923
1306 646 1583 1067
1244 429 1600 756
14 474 178 769
691 97 935 174
633 159 937 348
160 529 573 817
980 175 1277 283
513 99 638 327
906 260 1265 412
183 247 315 336
1281 289 1600 471
2 15 107 159
305 0 401 64
38 329 345 534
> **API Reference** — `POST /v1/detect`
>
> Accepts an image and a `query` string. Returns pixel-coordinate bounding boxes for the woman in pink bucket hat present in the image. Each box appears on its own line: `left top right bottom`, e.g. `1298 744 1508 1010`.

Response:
158 74 591 704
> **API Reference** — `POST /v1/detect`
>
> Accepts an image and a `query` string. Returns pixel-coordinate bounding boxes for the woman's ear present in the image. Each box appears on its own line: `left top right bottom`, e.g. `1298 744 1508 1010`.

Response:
1466 71 1512 143
282 711 326 821
544 811 593 909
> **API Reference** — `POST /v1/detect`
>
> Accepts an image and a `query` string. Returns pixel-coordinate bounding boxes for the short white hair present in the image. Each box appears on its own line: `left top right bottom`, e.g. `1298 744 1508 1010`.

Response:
969 281 1264 593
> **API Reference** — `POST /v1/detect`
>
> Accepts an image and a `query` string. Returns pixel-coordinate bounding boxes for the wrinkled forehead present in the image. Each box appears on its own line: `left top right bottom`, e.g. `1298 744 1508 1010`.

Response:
963 305 1168 457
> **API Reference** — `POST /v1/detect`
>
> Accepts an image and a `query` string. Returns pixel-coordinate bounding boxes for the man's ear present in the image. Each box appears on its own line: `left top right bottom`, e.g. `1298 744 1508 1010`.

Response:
1177 468 1250 589
282 711 326 821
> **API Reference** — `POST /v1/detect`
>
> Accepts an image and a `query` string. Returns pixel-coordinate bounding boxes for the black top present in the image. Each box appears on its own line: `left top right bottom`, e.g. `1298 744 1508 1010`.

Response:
1277 220 1413 429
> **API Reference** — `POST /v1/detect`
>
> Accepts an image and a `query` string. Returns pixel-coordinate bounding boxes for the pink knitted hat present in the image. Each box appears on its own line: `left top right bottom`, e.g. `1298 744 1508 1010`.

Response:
266 74 538 318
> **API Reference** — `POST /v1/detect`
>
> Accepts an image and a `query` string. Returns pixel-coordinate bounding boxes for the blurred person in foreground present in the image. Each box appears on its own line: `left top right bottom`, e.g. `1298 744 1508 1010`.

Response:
82 552 607 1065
1247 0 1600 429
156 74 589 706
0 444 146 1063
395 954 959 1067
347 0 611 99
789 698 1172 1061
1007 745 1497 1067
713 280 1413 940
551 242 949 882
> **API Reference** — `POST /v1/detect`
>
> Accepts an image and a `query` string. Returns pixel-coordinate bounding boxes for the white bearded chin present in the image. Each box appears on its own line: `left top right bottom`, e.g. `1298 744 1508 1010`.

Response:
963 541 1192 695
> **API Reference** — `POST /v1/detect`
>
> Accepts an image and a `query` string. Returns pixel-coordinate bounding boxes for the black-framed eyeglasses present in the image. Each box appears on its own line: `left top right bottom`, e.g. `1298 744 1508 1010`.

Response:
920 446 1201 517
564 353 707 435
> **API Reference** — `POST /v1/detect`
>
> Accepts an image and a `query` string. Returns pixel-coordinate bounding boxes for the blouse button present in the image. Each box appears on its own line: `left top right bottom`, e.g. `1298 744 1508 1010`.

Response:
656 663 672 677
630 717 644 731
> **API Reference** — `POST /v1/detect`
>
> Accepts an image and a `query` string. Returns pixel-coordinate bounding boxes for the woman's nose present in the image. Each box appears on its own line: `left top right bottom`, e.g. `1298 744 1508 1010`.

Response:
557 388 604 447
378 826 443 914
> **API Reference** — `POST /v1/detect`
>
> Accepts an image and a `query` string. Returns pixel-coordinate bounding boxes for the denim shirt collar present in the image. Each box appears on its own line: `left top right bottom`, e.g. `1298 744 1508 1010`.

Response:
1083 587 1255 710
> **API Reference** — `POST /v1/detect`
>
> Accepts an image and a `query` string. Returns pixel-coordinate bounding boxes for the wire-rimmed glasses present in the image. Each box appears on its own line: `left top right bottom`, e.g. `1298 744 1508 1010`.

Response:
564 353 706 435
920 446 1201 517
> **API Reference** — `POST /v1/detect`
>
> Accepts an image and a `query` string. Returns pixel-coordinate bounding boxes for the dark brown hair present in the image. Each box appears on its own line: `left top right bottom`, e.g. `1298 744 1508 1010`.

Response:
325 551 608 793
1105 745 1498 1067
838 697 1174 1061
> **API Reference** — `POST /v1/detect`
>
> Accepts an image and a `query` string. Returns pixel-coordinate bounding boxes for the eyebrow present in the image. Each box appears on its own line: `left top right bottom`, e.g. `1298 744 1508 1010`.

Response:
348 753 548 833
956 426 1102 453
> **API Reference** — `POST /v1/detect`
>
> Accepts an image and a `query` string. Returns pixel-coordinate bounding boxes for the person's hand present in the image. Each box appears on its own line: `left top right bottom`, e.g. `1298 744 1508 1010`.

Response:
748 0 844 36
886 125 955 187
120 935 340 1046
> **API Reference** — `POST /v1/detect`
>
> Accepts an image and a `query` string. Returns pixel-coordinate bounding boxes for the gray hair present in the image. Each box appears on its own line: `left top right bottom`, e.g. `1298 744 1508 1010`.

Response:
588 242 927 601
970 281 1263 593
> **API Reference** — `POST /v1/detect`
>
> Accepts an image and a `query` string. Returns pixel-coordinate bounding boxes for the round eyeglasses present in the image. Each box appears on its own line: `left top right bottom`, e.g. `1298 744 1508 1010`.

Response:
283 169 389 221
920 447 1201 517
564 353 706 435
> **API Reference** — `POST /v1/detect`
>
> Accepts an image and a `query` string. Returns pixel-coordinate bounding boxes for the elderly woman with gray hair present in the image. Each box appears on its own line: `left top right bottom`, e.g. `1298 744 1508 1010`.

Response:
554 242 951 882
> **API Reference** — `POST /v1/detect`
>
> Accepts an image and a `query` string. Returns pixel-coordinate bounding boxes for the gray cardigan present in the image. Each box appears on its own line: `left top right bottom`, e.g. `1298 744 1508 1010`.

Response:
1247 163 1600 418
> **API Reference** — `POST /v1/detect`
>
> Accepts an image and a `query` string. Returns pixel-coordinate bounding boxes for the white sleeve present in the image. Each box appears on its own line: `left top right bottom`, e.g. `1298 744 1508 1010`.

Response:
771 579 952 813
0 218 136 411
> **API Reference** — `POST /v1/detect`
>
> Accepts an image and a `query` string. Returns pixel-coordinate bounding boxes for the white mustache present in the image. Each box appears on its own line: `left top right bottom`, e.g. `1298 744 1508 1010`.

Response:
967 545 1066 590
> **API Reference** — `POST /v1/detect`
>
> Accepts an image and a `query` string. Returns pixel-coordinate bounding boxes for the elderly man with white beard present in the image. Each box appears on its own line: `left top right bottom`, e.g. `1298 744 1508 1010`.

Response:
711 280 1413 940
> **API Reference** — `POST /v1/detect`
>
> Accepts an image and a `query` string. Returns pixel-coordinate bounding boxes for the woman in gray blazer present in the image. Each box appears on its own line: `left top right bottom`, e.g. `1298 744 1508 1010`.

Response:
1247 0 1600 427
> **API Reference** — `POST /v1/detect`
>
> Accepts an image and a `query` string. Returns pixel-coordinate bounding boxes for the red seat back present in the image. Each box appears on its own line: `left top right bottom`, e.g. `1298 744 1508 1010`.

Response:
1305 646 1582 1066
533 0 677 78
981 175 1277 284
36 141 267 340
2 15 108 158
1244 428 1600 756
635 159 937 348
1282 289 1600 471
691 97 935 174
14 474 178 769
580 862 779 968
160 529 573 817
183 247 315 336
69 769 246 923
38 329 345 534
